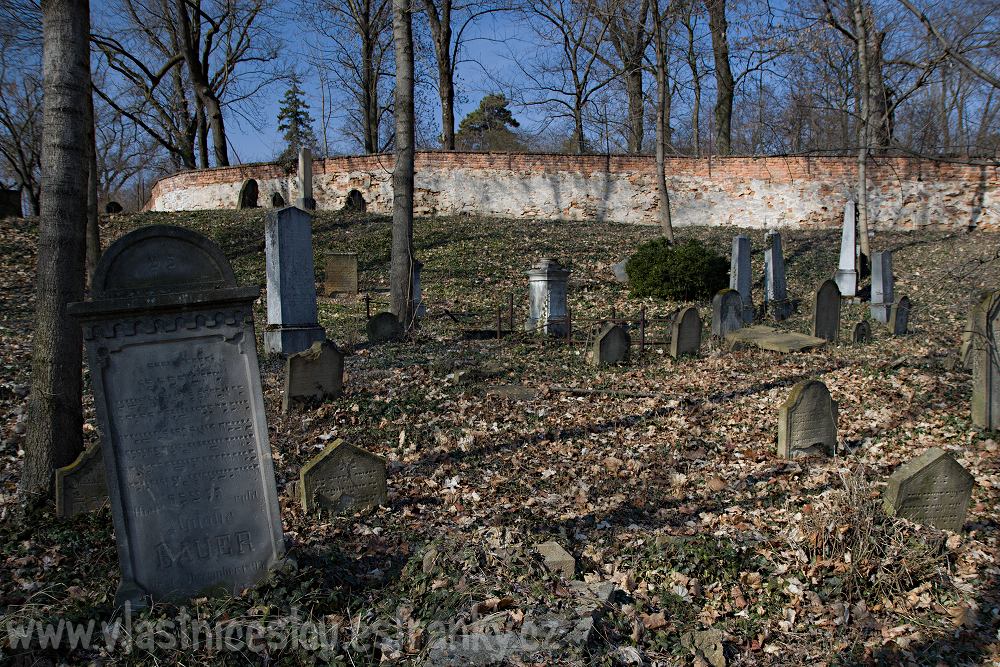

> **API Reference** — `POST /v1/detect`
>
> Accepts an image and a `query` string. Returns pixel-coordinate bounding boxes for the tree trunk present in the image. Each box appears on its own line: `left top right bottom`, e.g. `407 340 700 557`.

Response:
22 0 90 497
363 34 379 154
625 66 644 153
851 0 873 259
175 0 229 166
86 88 100 285
684 6 701 156
390 0 415 326
704 0 733 156
574 107 586 154
424 0 456 150
197 101 209 168
652 0 673 240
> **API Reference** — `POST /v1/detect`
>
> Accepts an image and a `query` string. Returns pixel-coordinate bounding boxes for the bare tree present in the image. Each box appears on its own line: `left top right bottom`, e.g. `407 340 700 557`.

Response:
703 0 734 155
391 0 416 325
651 0 675 239
0 65 42 214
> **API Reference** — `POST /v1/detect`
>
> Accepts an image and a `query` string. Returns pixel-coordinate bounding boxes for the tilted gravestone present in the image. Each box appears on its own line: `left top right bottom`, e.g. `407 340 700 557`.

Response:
264 206 325 356
283 340 345 413
55 444 107 517
300 439 388 514
835 200 858 297
237 179 258 209
711 288 744 338
764 230 792 321
590 323 630 366
324 252 359 296
367 311 403 343
888 295 911 336
811 279 841 342
730 235 753 324
777 380 838 458
972 290 1000 430
869 250 893 324
67 225 285 606
852 320 872 344
884 447 974 532
671 306 701 359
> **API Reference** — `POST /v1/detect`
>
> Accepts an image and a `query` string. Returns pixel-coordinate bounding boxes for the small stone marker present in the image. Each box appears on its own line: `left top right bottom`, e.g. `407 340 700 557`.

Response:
730 234 753 324
764 230 792 321
525 258 570 336
884 447 973 532
590 323 630 366
811 279 841 342
67 225 285 605
367 311 402 343
536 540 575 579
55 444 107 517
888 295 911 335
869 250 893 324
264 206 325 356
237 179 258 209
777 380 838 458
299 439 387 514
835 200 858 297
971 290 1000 430
611 259 628 283
670 306 701 359
852 320 872 343
297 147 316 210
282 340 345 412
323 252 359 295
712 288 744 338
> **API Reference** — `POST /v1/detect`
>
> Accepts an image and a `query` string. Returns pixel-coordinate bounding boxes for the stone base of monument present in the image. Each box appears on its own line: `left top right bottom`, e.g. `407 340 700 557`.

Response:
869 302 891 323
297 197 316 211
834 269 857 298
265 324 326 357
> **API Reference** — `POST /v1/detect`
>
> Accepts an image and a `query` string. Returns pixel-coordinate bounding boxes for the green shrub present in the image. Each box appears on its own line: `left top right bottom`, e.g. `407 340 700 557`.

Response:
625 238 729 300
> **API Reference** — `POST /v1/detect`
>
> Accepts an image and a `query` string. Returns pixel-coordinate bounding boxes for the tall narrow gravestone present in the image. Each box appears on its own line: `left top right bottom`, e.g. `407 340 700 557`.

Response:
811 279 841 342
884 447 973 532
777 380 838 458
712 289 744 338
67 225 285 606
300 439 388 514
870 250 893 324
835 200 858 297
525 258 570 336
730 235 753 324
324 252 358 296
590 323 630 366
764 230 792 321
972 290 1000 430
889 295 911 336
265 207 325 356
671 306 701 359
297 147 316 210
55 444 107 517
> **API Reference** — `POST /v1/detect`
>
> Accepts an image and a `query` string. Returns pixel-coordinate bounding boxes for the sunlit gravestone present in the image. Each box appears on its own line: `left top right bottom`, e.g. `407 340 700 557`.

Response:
68 225 285 606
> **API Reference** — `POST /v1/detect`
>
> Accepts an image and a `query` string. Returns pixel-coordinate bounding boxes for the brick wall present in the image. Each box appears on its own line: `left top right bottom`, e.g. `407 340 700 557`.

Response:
146 152 999 231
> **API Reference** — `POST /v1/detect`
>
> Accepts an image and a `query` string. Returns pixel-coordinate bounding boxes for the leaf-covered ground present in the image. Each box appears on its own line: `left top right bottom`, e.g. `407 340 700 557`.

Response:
1 210 999 665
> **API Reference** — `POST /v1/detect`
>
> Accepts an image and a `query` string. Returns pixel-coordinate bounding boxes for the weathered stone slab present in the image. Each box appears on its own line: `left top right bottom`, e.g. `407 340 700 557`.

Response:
889 295 912 336
537 540 575 579
835 200 858 297
264 206 325 356
960 292 990 370
777 380 838 458
367 311 402 343
67 225 285 606
299 439 387 514
282 340 344 412
852 320 872 343
712 288 744 338
323 252 358 295
972 290 1000 430
811 279 841 342
730 234 753 323
870 250 893 324
884 447 973 532
671 306 701 359
55 444 107 517
525 258 570 336
764 231 792 321
590 323 630 366
725 325 827 353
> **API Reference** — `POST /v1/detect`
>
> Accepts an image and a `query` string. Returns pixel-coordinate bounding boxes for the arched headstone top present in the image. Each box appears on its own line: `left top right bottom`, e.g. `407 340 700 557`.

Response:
91 225 237 299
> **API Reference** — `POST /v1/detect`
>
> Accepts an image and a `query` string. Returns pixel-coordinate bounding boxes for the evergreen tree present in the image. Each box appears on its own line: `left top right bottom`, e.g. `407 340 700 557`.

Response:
277 74 317 160
456 94 524 151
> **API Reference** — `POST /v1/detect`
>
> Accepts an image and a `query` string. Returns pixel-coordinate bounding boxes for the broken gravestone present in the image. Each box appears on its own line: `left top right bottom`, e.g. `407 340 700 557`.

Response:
811 279 841 342
712 288 744 338
536 540 575 579
300 439 388 514
852 320 872 344
777 380 838 458
884 447 974 532
55 444 107 517
670 306 701 359
367 311 402 343
889 296 911 336
282 340 344 412
590 323 630 366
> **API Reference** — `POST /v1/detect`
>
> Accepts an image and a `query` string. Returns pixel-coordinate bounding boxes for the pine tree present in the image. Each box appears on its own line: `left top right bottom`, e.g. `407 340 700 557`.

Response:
456 94 523 151
277 74 317 160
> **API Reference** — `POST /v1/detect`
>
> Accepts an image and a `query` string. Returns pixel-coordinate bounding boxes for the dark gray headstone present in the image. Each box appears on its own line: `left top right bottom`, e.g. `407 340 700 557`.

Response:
777 380 838 458
67 225 284 606
764 231 791 321
972 290 1000 430
869 250 893 324
730 235 753 324
889 296 911 336
590 323 630 366
852 320 872 344
367 312 402 343
670 306 701 359
811 279 841 342
300 439 387 514
283 340 344 412
55 444 107 517
712 288 743 338
264 206 325 356
237 179 259 209
884 447 973 532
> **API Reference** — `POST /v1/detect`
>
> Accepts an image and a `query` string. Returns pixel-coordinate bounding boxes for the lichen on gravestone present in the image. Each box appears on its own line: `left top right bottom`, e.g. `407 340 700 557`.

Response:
884 447 974 532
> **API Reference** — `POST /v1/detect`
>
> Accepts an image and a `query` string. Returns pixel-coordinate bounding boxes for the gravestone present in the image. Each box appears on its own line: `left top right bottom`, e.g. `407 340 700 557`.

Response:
835 200 858 297
889 296 911 336
344 189 366 212
297 147 316 210
324 252 359 295
869 250 893 324
55 444 107 517
67 225 285 606
712 288 744 338
884 447 974 532
590 323 630 366
264 206 325 356
972 290 1000 430
811 279 841 342
105 201 123 214
730 235 753 324
237 179 258 209
282 340 345 412
960 292 990 370
611 259 628 283
777 380 838 458
764 230 792 321
300 439 387 514
271 192 285 208
525 258 570 336
367 312 402 343
671 306 701 359
852 320 872 343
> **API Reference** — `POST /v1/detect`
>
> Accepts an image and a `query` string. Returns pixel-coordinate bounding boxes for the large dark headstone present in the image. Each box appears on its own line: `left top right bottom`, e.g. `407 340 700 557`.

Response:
68 225 285 606
590 323 630 366
889 296 912 336
367 312 403 343
777 380 838 458
811 279 841 342
711 288 743 338
238 179 259 209
670 306 701 359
